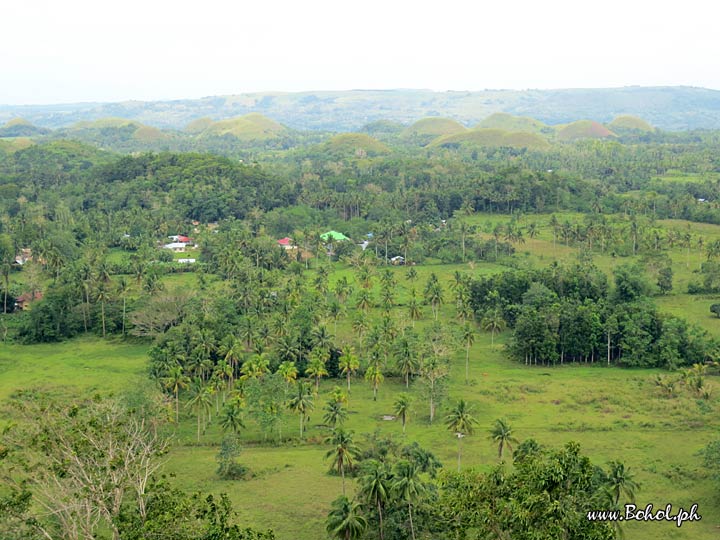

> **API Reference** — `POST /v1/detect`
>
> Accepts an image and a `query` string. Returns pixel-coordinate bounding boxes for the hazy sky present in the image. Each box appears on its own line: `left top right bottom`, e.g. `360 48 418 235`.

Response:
2 0 718 104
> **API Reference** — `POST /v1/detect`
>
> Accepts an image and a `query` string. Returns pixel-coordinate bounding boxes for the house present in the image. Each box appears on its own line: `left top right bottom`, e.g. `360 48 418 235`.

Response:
168 234 191 243
390 256 405 265
15 291 42 311
162 242 187 252
277 237 295 250
14 248 33 265
177 258 196 264
321 231 350 242
358 240 370 251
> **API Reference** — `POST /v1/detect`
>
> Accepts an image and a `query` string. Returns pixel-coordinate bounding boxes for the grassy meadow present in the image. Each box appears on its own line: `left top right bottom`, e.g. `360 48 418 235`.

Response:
2 211 720 539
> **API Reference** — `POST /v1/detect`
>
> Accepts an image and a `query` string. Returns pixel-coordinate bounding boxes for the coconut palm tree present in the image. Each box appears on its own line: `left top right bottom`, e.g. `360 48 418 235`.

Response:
96 283 111 338
288 381 314 438
481 307 506 346
461 322 475 384
162 365 190 424
606 461 639 505
392 460 426 540
339 349 360 392
323 400 348 428
394 337 418 387
326 495 367 540
490 418 518 459
185 379 213 442
116 276 131 336
219 397 245 434
445 399 478 470
306 350 330 392
277 361 298 389
365 362 384 401
325 428 359 496
394 393 411 433
356 459 391 540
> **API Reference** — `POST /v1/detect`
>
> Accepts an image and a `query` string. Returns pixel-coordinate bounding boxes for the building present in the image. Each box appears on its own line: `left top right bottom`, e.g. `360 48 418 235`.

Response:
390 256 405 265
321 231 350 242
15 291 42 311
162 242 187 252
277 237 295 250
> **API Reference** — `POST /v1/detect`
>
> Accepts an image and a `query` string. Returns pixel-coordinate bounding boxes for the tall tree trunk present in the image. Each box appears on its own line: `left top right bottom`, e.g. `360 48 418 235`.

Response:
408 504 416 540
465 344 470 384
101 301 106 338
378 501 384 540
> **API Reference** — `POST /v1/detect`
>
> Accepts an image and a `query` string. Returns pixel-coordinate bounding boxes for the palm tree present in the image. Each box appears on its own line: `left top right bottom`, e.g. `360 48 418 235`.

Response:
162 365 190 423
339 349 360 392
394 337 418 387
116 276 131 336
288 381 314 438
606 461 639 505
323 400 348 428
407 292 422 327
490 419 518 459
219 398 245 434
326 496 367 540
461 322 475 384
394 393 411 433
306 349 330 392
392 460 426 540
325 428 359 495
481 307 506 346
445 399 478 470
365 363 384 401
278 361 298 389
356 459 391 540
185 379 213 442
96 283 111 338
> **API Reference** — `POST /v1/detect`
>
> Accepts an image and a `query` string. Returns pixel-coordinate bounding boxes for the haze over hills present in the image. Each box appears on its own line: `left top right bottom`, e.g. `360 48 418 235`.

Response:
2 86 720 132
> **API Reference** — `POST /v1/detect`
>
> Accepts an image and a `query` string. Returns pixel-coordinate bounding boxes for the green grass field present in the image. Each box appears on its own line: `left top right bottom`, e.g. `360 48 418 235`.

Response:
3 212 720 539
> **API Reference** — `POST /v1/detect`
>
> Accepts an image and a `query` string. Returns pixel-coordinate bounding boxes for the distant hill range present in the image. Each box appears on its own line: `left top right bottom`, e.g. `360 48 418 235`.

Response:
2 86 720 132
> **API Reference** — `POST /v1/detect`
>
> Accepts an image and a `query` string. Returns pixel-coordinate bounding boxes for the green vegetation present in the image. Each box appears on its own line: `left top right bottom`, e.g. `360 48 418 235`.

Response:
4 109 720 539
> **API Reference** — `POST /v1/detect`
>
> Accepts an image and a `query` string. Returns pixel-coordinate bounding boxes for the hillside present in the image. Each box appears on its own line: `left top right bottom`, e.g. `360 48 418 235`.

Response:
3 87 720 132
198 113 288 140
608 114 655 133
432 127 551 149
324 132 391 156
476 112 548 133
402 117 467 138
556 120 616 141
0 118 51 137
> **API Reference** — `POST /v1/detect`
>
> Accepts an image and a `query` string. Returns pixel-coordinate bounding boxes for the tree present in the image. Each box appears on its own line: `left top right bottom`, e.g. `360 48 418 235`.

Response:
356 459 391 540
277 360 298 388
481 307 506 346
445 399 478 470
0 396 168 540
324 400 348 428
711 304 720 318
394 393 412 433
365 362 384 401
186 379 213 442
657 266 673 294
605 461 639 506
287 380 314 438
116 276 132 336
326 496 367 540
325 429 359 495
490 419 518 459
162 365 190 423
338 349 360 392
306 349 329 392
220 397 246 434
461 322 475 384
392 460 426 540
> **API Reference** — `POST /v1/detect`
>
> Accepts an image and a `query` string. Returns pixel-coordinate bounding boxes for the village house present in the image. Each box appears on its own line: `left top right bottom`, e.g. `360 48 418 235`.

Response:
15 291 42 311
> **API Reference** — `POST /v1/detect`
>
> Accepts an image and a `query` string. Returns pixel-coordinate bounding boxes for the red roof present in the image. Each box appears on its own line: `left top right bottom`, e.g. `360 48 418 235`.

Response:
277 237 292 246
177 235 191 243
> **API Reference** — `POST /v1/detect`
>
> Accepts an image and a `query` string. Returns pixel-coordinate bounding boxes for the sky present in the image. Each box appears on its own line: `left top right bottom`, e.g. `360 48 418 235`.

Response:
2 0 718 105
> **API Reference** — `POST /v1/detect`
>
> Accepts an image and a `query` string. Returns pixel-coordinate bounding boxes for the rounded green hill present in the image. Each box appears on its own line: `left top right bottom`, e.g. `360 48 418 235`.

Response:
476 113 547 133
608 115 655 133
403 117 467 138
199 113 288 141
325 133 391 156
431 128 550 150
556 120 616 141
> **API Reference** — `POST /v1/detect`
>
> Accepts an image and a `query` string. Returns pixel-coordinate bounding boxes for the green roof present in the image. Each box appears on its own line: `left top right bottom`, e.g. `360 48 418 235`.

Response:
321 230 350 241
